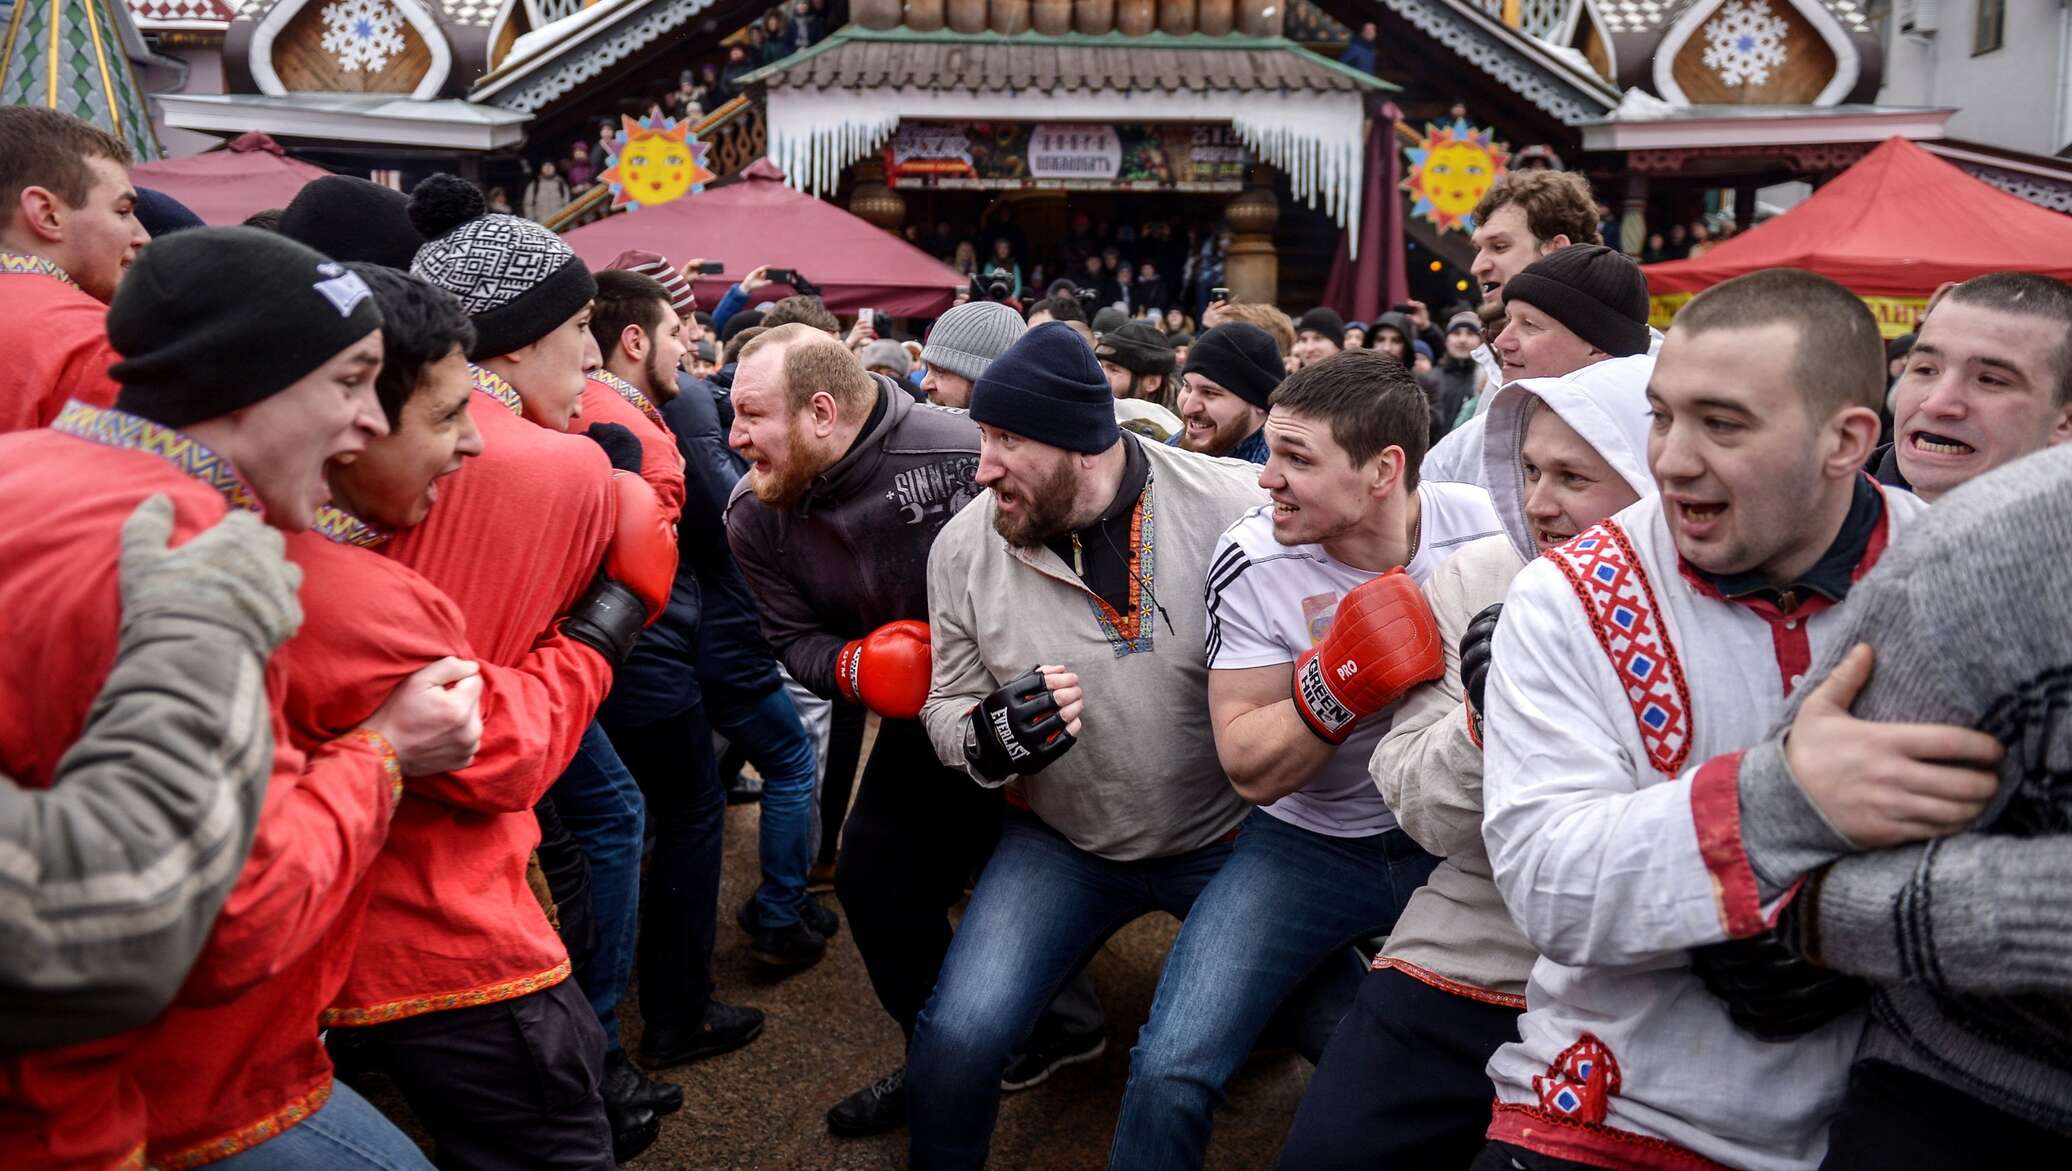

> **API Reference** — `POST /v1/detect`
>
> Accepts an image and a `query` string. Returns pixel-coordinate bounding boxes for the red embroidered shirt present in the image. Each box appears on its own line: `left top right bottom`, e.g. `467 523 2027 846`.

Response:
0 254 121 433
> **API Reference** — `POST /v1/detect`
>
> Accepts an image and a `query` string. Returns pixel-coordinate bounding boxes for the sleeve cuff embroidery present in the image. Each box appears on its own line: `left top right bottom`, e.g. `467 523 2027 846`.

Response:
1690 751 1770 939
341 727 404 807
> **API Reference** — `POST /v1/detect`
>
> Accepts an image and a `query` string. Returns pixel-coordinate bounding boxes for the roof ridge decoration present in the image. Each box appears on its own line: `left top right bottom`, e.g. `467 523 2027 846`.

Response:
127 0 236 30
1377 0 1617 125
473 0 727 110
2 0 162 158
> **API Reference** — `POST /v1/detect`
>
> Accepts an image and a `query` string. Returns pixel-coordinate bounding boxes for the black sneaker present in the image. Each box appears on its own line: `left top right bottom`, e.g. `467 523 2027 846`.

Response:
827 1065 906 1138
737 894 840 940
1000 1024 1107 1092
724 774 764 805
636 1000 765 1069
603 1049 683 1117
751 920 828 970
605 1096 658 1164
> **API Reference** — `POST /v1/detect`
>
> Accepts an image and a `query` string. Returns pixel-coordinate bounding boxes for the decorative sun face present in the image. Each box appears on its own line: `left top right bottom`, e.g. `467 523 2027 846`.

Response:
1404 118 1511 233
599 115 716 211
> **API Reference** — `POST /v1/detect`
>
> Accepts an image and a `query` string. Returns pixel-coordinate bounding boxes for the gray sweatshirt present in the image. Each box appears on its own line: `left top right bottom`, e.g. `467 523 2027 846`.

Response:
1 501 299 1050
924 437 1266 861
1736 443 2072 1135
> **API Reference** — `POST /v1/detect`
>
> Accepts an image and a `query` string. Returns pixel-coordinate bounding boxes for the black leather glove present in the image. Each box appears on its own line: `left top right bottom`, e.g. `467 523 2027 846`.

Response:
1690 926 1869 1042
1460 602 1502 716
584 422 643 475
559 575 648 663
964 666 1077 782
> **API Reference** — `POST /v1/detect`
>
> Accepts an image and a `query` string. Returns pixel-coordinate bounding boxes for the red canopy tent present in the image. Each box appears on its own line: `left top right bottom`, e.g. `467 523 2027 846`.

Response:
130 134 332 227
1643 136 2072 337
564 159 966 319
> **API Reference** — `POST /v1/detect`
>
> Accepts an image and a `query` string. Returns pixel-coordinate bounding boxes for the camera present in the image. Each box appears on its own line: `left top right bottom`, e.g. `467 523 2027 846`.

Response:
972 272 1016 303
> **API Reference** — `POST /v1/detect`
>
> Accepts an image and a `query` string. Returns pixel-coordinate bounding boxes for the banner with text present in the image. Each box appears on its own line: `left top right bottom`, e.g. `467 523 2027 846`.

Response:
885 121 1250 191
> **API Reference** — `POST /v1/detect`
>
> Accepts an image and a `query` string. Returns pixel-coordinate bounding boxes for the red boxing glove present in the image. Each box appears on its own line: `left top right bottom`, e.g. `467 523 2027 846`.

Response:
1291 568 1444 745
604 471 678 625
835 620 932 720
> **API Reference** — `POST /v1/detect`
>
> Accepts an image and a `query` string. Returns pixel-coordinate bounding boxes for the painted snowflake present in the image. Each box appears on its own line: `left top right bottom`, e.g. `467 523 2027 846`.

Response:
319 0 407 74
1700 0 1790 87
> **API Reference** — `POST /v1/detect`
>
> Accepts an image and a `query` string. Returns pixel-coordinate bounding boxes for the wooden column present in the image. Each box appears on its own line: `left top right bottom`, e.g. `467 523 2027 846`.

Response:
1619 171 1648 257
1224 168 1279 305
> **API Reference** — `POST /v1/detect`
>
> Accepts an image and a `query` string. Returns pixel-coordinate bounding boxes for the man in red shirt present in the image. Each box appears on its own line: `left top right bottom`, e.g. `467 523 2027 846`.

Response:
0 107 148 431
391 174 680 1159
0 226 481 1171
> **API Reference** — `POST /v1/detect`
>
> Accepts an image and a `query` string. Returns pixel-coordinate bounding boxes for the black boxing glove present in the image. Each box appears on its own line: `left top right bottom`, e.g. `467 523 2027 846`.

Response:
559 575 648 664
1689 924 1869 1042
964 666 1077 782
1460 602 1502 731
584 422 643 475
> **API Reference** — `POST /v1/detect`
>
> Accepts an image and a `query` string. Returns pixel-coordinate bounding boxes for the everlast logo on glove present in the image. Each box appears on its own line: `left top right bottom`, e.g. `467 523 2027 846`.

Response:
966 665 1075 781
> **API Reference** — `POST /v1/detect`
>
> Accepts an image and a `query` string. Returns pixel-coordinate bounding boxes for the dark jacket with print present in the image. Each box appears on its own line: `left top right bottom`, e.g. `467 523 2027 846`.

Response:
724 376 981 699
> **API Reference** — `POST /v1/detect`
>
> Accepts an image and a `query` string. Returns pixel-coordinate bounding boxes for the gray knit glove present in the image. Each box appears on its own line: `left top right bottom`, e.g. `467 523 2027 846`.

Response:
119 495 304 653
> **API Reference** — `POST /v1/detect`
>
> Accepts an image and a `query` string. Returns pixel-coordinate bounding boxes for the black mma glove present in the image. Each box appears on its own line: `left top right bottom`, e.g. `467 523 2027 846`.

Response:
1460 602 1502 734
584 422 643 475
559 574 648 664
1689 920 1869 1042
964 666 1077 782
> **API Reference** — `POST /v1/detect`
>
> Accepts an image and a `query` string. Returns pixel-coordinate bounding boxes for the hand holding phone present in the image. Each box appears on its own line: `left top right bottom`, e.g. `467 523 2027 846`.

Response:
695 260 725 275
1210 287 1231 304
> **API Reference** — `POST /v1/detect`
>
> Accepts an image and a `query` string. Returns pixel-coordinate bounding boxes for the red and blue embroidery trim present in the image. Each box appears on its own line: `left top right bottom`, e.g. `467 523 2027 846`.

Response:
1086 488 1155 657
52 400 263 515
1544 520 1692 777
469 364 523 416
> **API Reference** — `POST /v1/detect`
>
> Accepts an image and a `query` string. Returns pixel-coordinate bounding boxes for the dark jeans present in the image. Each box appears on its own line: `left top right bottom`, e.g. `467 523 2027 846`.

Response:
1819 1060 2072 1169
833 717 1003 1038
707 684 818 928
1111 813 1439 1170
1279 965 1523 1171
533 796 596 986
1468 1143 1601 1171
547 724 645 1051
601 700 726 1036
340 977 613 1171
906 808 1233 1171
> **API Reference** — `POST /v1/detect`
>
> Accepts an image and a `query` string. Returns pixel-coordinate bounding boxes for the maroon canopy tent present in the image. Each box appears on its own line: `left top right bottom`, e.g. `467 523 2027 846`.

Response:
564 159 966 318
130 134 331 227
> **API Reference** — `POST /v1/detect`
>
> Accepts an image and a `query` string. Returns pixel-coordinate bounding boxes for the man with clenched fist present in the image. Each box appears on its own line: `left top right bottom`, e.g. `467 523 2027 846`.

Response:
911 322 1268 1170
1110 350 1500 1171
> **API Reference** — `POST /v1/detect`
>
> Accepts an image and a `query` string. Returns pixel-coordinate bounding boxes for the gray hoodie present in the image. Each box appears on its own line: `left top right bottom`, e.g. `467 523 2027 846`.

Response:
1370 354 1657 998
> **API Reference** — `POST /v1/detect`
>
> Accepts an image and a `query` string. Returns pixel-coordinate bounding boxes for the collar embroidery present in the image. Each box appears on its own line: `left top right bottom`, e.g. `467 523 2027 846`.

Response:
51 400 262 514
0 251 75 287
1084 488 1156 658
469 364 523 416
310 505 391 549
592 371 665 429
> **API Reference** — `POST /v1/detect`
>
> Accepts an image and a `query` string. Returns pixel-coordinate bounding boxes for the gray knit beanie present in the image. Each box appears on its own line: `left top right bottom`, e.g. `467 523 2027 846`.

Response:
922 301 1026 382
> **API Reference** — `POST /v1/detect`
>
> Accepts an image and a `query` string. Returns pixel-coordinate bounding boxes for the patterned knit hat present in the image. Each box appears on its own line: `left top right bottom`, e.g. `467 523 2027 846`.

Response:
605 249 695 314
407 174 597 361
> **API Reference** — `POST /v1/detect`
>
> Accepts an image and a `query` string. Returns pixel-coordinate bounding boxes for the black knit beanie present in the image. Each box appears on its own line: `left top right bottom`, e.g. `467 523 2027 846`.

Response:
970 321 1122 454
280 176 423 270
407 174 596 361
1503 244 1650 357
133 187 203 238
1296 306 1346 344
1095 320 1176 376
1183 323 1283 409
109 226 383 428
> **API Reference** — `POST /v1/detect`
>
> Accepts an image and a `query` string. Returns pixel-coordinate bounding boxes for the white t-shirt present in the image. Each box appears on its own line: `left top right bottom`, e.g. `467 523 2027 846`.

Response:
1204 481 1502 837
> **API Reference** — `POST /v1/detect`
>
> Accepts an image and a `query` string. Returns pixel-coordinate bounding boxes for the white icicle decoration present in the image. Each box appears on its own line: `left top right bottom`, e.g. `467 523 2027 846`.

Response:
764 89 1369 257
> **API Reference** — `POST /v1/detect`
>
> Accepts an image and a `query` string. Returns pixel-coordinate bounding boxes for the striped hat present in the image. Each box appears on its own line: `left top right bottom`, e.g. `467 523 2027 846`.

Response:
605 250 695 314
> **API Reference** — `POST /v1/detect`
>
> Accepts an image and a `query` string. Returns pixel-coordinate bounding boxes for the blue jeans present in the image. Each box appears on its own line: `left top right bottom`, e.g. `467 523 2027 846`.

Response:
549 722 646 1051
906 808 1233 1171
1108 809 1440 1170
211 1079 433 1170
709 684 819 929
